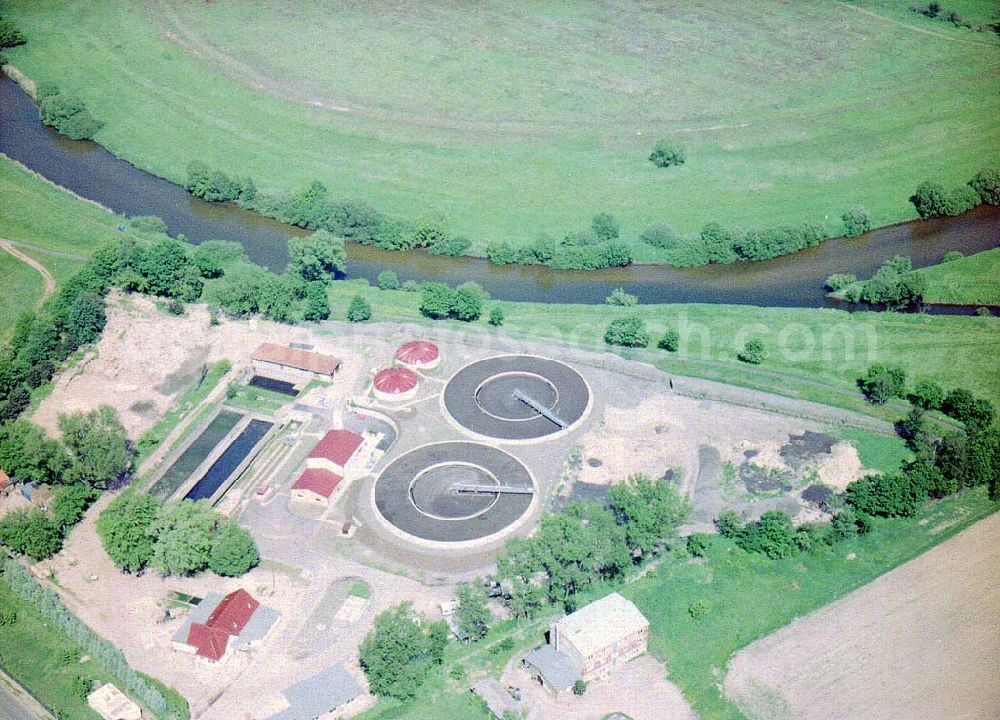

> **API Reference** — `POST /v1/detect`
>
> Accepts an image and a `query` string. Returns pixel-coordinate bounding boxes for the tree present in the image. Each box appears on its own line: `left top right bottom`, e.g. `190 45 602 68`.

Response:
572 679 588 696
208 521 259 576
288 230 347 282
147 500 219 576
377 270 400 290
942 388 995 428
96 492 162 572
488 307 504 326
648 139 686 168
910 181 950 219
841 205 871 237
0 509 62 561
51 483 98 530
859 363 906 404
591 213 620 242
700 223 736 264
454 581 491 642
450 283 484 322
910 378 944 411
63 290 106 347
738 338 765 365
58 406 131 489
419 283 455 319
608 474 691 558
657 329 680 352
346 295 372 323
411 214 449 250
845 473 925 517
0 420 69 483
360 604 448 700
604 315 649 348
302 280 331 321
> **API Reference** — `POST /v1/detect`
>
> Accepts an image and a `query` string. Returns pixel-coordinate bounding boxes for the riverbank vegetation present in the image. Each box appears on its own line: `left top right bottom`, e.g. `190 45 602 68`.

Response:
918 247 1000 305
3 1 998 261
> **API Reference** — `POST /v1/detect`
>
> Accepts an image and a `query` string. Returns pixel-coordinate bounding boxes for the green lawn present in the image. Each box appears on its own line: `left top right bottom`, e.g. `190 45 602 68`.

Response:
5 1 999 257
627 488 999 720
833 427 913 473
327 281 1000 408
0 251 43 340
918 247 1000 305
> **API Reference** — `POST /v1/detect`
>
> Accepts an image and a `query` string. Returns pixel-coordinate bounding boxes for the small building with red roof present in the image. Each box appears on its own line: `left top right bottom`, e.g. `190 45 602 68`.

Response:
291 468 343 506
373 367 419 402
395 340 440 370
171 588 279 663
307 429 365 475
251 342 342 381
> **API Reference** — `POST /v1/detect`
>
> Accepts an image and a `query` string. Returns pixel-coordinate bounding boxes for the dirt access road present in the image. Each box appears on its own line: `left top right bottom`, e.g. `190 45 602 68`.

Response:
1 238 56 300
725 511 1000 720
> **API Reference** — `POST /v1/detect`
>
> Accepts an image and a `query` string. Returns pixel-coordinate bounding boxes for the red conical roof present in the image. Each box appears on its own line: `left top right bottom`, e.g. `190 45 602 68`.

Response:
395 340 439 366
373 367 419 394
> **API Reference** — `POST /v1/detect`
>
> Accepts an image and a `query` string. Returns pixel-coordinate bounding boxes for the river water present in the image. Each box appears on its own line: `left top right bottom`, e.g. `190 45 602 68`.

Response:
1 74 996 307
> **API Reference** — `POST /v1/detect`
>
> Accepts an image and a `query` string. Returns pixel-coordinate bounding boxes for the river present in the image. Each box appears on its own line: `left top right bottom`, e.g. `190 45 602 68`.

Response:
1 74 996 308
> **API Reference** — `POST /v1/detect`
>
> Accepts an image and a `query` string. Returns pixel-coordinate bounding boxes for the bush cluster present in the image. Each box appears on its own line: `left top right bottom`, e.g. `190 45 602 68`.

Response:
604 315 649 348
841 255 926 310
97 494 259 577
37 84 103 141
418 282 486 322
641 220 828 267
910 168 998 219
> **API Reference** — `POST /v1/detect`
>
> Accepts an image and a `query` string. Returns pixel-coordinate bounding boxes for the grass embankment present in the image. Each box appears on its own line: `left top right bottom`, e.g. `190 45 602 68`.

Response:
627 487 999 719
918 247 1000 305
5 1 999 255
0 156 123 336
326 281 1000 408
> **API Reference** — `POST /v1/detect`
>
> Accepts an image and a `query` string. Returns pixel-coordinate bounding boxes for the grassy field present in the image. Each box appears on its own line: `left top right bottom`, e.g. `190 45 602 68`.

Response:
0 251 43 340
4 1 999 258
326 281 1000 407
627 487 999 720
919 247 1000 305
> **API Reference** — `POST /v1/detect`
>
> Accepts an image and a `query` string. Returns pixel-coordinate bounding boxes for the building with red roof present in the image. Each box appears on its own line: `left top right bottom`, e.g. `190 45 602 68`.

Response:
373 367 419 402
251 342 342 380
172 589 278 662
307 429 365 475
291 468 343 506
395 340 440 370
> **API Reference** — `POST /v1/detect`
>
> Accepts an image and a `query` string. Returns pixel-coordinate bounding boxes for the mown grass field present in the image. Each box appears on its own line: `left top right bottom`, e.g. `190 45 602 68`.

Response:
919 247 1000 305
4 1 999 258
0 252 43 340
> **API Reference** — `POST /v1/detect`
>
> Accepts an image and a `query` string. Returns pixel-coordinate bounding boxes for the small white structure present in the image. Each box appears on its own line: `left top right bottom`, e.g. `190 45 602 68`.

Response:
87 683 141 720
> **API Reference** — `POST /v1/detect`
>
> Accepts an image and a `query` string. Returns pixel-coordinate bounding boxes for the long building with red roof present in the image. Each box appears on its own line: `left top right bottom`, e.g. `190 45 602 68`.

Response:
307 429 364 475
291 468 343 506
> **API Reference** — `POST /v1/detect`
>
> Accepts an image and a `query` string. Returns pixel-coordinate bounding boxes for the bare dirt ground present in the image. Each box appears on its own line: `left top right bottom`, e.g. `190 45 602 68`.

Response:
505 654 694 720
725 512 1000 720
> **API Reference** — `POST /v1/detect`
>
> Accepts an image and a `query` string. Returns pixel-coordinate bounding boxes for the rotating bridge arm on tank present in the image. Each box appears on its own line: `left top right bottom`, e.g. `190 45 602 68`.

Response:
452 483 535 495
512 388 567 428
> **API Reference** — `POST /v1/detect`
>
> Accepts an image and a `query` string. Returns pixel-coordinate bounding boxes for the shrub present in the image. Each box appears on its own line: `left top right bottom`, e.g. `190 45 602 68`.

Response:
941 250 964 263
859 363 907 404
640 224 679 249
942 185 979 216
686 532 710 557
428 234 472 257
738 338 765 365
303 280 331 321
572 679 588 696
71 674 93 699
604 315 649 348
377 270 400 290
605 287 638 306
486 241 517 266
39 94 103 140
488 307 504 326
451 283 485 322
941 388 996 428
736 511 798 559
128 215 168 234
0 508 62 561
346 295 372 323
166 298 185 316
841 206 872 237
969 168 1000 205
649 139 686 168
733 223 826 261
591 213 620 242
910 378 944 411
910 181 950 219
858 256 926 310
700 223 737 264
824 273 857 292
401 280 422 292
715 510 744 538
288 230 347 282
845 473 925 517
657 329 680 352
0 607 17 626
0 17 26 49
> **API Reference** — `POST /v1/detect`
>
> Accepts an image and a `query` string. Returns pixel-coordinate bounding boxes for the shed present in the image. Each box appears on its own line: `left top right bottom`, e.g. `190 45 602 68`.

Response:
523 644 581 694
267 664 363 720
307 430 364 475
